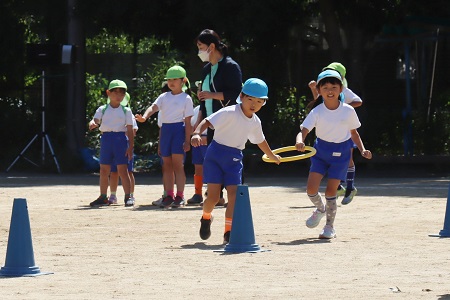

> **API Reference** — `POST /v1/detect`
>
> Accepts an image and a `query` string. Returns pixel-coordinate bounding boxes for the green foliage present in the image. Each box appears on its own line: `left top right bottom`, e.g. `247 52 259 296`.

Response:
270 87 308 146
86 29 134 54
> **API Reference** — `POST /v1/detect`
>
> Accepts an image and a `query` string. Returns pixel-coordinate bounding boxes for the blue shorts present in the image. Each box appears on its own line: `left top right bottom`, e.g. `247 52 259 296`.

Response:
160 122 185 157
111 155 134 172
310 138 353 181
191 143 208 165
203 140 243 186
100 132 129 165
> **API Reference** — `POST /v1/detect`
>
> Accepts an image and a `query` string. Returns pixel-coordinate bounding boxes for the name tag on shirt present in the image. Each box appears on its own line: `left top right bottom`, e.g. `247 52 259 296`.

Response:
332 152 342 157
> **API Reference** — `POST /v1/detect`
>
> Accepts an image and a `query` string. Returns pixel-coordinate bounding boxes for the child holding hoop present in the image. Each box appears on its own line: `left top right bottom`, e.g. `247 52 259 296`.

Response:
296 70 372 239
191 78 281 244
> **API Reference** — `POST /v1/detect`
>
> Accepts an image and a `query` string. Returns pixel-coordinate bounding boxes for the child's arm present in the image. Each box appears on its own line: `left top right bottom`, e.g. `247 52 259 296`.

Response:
350 129 372 159
295 127 310 151
257 140 281 165
88 118 101 131
184 116 192 152
191 119 211 147
125 124 134 161
135 104 158 123
308 80 319 100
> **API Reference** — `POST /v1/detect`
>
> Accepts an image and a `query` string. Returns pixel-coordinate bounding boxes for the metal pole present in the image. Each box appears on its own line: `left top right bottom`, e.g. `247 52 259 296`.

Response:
41 70 46 165
427 28 439 123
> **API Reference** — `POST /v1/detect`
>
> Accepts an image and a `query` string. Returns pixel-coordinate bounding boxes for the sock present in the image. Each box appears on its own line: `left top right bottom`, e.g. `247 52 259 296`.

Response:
225 218 232 233
100 194 107 200
325 196 337 226
176 191 184 198
308 193 325 212
124 193 131 200
167 190 174 198
346 166 356 191
202 212 212 220
194 175 203 195
110 191 116 196
130 193 133 198
163 191 167 197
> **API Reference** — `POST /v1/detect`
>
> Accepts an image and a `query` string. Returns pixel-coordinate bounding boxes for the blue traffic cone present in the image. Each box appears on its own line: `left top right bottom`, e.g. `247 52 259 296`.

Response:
216 185 269 253
0 198 52 277
429 184 450 238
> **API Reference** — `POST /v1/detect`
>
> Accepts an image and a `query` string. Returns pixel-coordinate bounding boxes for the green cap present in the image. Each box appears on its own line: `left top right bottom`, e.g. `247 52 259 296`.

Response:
108 79 127 91
165 66 186 79
323 62 346 78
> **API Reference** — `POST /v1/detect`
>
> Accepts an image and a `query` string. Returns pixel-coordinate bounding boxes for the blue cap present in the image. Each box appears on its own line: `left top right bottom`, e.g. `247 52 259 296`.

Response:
317 70 343 84
242 78 268 99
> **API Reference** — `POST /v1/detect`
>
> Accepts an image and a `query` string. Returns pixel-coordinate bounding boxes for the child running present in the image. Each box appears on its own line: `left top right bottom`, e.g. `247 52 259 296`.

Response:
136 66 194 208
88 79 135 207
191 78 281 243
296 70 372 239
308 62 363 204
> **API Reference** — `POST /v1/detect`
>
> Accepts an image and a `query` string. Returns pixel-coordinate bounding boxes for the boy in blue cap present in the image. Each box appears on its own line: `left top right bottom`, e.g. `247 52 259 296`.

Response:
191 78 281 243
296 70 372 239
88 79 135 207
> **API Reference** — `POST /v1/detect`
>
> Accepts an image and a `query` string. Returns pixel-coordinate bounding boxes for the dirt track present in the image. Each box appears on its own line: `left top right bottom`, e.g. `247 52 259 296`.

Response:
1 173 450 299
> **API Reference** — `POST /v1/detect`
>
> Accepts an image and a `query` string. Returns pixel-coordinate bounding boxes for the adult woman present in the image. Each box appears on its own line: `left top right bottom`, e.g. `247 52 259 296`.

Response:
187 29 243 206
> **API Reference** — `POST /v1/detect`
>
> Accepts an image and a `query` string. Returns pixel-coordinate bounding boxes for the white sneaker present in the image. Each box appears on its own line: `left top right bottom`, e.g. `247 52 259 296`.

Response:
125 197 135 207
108 194 118 205
319 225 336 239
306 209 326 228
341 187 357 205
152 196 163 206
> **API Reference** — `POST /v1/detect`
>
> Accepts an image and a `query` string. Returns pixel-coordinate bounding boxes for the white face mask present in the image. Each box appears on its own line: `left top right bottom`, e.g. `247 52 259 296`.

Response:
197 47 211 62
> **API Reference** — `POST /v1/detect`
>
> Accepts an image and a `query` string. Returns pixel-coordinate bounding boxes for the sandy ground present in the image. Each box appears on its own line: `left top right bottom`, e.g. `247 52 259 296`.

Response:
0 172 450 300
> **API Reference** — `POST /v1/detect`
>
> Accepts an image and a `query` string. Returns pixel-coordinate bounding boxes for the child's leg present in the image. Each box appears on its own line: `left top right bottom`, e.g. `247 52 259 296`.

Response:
109 171 119 195
345 149 356 192
117 164 131 195
194 164 203 195
129 171 135 196
325 178 340 226
306 172 325 211
172 153 186 198
202 183 222 218
162 156 175 198
224 184 237 234
99 164 111 195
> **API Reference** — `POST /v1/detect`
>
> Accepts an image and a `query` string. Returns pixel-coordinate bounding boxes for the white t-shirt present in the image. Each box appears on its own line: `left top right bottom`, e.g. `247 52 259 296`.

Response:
94 105 134 132
206 104 265 150
153 92 194 124
301 102 360 143
191 105 207 135
342 87 362 105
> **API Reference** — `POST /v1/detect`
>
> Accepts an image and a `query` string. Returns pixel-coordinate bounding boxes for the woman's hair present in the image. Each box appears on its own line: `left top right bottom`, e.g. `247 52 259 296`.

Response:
195 29 228 56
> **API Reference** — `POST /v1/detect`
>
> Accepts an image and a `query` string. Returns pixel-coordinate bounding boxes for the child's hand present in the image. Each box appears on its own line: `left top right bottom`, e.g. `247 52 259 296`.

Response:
308 81 317 90
295 141 305 151
88 120 98 131
125 146 133 161
183 141 191 152
135 114 146 123
271 154 282 165
191 134 202 147
361 149 372 159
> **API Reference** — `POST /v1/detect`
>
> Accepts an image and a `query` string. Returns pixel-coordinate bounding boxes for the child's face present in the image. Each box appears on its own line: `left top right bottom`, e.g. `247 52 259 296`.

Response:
240 94 266 118
317 82 343 102
107 88 126 104
167 78 184 93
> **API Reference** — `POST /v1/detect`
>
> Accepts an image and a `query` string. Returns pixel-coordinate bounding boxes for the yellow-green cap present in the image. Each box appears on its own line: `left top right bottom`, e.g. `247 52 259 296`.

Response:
108 79 127 91
165 66 186 79
323 62 346 78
